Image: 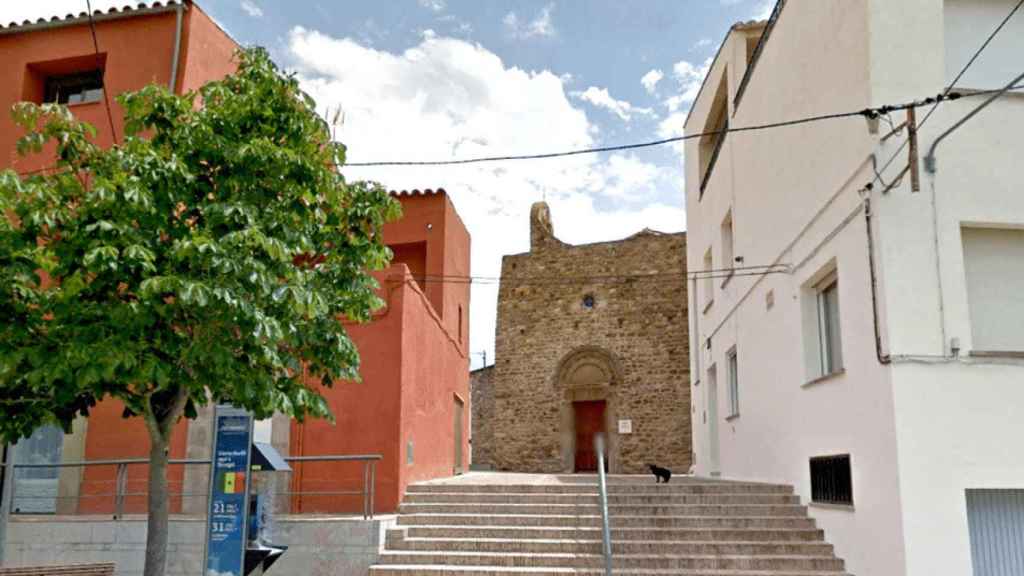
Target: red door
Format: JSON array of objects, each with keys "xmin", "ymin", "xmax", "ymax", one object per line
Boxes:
[{"xmin": 574, "ymin": 401, "xmax": 606, "ymax": 472}]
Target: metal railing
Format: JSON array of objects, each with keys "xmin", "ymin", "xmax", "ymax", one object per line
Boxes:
[
  {"xmin": 594, "ymin": 433, "xmax": 613, "ymax": 576},
  {"xmin": 0, "ymin": 454, "xmax": 381, "ymax": 521}
]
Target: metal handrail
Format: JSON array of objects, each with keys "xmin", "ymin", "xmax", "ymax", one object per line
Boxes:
[
  {"xmin": 594, "ymin": 433, "xmax": 613, "ymax": 576},
  {"xmin": 0, "ymin": 454, "xmax": 381, "ymax": 520}
]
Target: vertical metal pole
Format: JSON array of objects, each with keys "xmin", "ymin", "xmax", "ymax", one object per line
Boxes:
[
  {"xmin": 369, "ymin": 461, "xmax": 376, "ymax": 520},
  {"xmin": 362, "ymin": 461, "xmax": 370, "ymax": 520},
  {"xmin": 0, "ymin": 445, "xmax": 15, "ymax": 564},
  {"xmin": 594, "ymin": 434, "xmax": 613, "ymax": 576},
  {"xmin": 114, "ymin": 463, "xmax": 128, "ymax": 520}
]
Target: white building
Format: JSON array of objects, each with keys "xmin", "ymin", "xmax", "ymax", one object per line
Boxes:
[{"xmin": 684, "ymin": 1, "xmax": 1024, "ymax": 575}]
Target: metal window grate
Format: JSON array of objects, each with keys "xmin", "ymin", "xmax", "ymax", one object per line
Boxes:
[
  {"xmin": 44, "ymin": 70, "xmax": 105, "ymax": 105},
  {"xmin": 810, "ymin": 454, "xmax": 853, "ymax": 505}
]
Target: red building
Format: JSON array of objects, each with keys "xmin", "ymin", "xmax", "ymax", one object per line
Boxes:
[
  {"xmin": 0, "ymin": 1, "xmax": 470, "ymax": 516},
  {"xmin": 291, "ymin": 189, "xmax": 471, "ymax": 514}
]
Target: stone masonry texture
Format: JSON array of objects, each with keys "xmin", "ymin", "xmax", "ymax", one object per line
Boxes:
[
  {"xmin": 469, "ymin": 365, "xmax": 495, "ymax": 469},
  {"xmin": 486, "ymin": 202, "xmax": 691, "ymax": 474}
]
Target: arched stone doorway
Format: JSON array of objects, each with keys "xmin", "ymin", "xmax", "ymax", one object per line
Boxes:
[{"xmin": 554, "ymin": 346, "xmax": 623, "ymax": 473}]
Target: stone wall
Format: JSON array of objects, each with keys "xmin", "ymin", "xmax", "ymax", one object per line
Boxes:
[
  {"xmin": 3, "ymin": 515, "xmax": 395, "ymax": 576},
  {"xmin": 487, "ymin": 202, "xmax": 691, "ymax": 474},
  {"xmin": 469, "ymin": 366, "xmax": 495, "ymax": 470}
]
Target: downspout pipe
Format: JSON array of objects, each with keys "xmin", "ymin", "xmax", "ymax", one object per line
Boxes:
[
  {"xmin": 168, "ymin": 1, "xmax": 185, "ymax": 92},
  {"xmin": 924, "ymin": 70, "xmax": 1024, "ymax": 174},
  {"xmin": 864, "ymin": 196, "xmax": 891, "ymax": 365}
]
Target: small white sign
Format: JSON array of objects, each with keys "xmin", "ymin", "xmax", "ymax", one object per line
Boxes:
[{"xmin": 618, "ymin": 419, "xmax": 633, "ymax": 434}]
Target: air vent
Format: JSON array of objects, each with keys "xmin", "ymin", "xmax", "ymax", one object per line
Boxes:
[{"xmin": 810, "ymin": 454, "xmax": 853, "ymax": 506}]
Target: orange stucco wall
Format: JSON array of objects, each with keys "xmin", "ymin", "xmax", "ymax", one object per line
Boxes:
[
  {"xmin": 0, "ymin": 3, "xmax": 239, "ymax": 514},
  {"xmin": 0, "ymin": 3, "xmax": 237, "ymax": 174},
  {"xmin": 2, "ymin": 7, "xmax": 470, "ymax": 516},
  {"xmin": 291, "ymin": 191, "xmax": 471, "ymax": 514},
  {"xmin": 398, "ymin": 276, "xmax": 471, "ymax": 491}
]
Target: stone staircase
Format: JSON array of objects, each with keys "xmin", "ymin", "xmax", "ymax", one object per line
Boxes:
[{"xmin": 369, "ymin": 474, "xmax": 849, "ymax": 576}]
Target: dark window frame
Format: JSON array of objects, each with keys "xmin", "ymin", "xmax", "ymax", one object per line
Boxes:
[
  {"xmin": 810, "ymin": 454, "xmax": 854, "ymax": 506},
  {"xmin": 44, "ymin": 69, "xmax": 105, "ymax": 105}
]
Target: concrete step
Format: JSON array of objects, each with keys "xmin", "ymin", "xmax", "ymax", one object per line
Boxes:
[
  {"xmin": 370, "ymin": 567, "xmax": 849, "ymax": 576},
  {"xmin": 403, "ymin": 492, "xmax": 801, "ymax": 505},
  {"xmin": 386, "ymin": 536, "xmax": 836, "ymax": 557},
  {"xmin": 406, "ymin": 483, "xmax": 793, "ymax": 495},
  {"xmin": 396, "ymin": 514, "xmax": 819, "ymax": 529},
  {"xmin": 376, "ymin": 551, "xmax": 846, "ymax": 571},
  {"xmin": 400, "ymin": 525, "xmax": 826, "ymax": 542},
  {"xmin": 398, "ymin": 503, "xmax": 809, "ymax": 517}
]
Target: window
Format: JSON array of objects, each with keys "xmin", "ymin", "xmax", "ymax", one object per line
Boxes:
[
  {"xmin": 702, "ymin": 248, "xmax": 714, "ymax": 311},
  {"xmin": 726, "ymin": 347, "xmax": 739, "ymax": 418},
  {"xmin": 699, "ymin": 72, "xmax": 729, "ymax": 196},
  {"xmin": 810, "ymin": 454, "xmax": 853, "ymax": 506},
  {"xmin": 458, "ymin": 305, "xmax": 464, "ymax": 345},
  {"xmin": 12, "ymin": 425, "xmax": 64, "ymax": 514},
  {"xmin": 816, "ymin": 277, "xmax": 843, "ymax": 375},
  {"xmin": 721, "ymin": 211, "xmax": 734, "ymax": 285},
  {"xmin": 803, "ymin": 268, "xmax": 843, "ymax": 382},
  {"xmin": 582, "ymin": 294, "xmax": 595, "ymax": 309},
  {"xmin": 44, "ymin": 70, "xmax": 104, "ymax": 105},
  {"xmin": 962, "ymin": 227, "xmax": 1024, "ymax": 353}
]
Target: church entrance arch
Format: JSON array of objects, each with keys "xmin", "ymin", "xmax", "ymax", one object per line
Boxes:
[{"xmin": 554, "ymin": 347, "xmax": 622, "ymax": 473}]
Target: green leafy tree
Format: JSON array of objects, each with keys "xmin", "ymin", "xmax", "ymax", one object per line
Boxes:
[{"xmin": 0, "ymin": 48, "xmax": 399, "ymax": 576}]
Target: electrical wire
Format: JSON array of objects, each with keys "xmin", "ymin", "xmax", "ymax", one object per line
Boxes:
[
  {"xmin": 343, "ymin": 95, "xmax": 958, "ymax": 168},
  {"xmin": 867, "ymin": 0, "xmax": 1024, "ymax": 189},
  {"xmin": 84, "ymin": 0, "xmax": 119, "ymax": 145},
  {"xmin": 387, "ymin": 266, "xmax": 791, "ymax": 287}
]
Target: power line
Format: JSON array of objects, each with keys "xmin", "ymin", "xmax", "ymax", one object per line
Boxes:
[
  {"xmin": 390, "ymin": 266, "xmax": 790, "ymax": 286},
  {"xmin": 85, "ymin": 0, "xmax": 119, "ymax": 145},
  {"xmin": 868, "ymin": 0, "xmax": 1024, "ymax": 189},
  {"xmin": 408, "ymin": 263, "xmax": 788, "ymax": 282},
  {"xmin": 947, "ymin": 0, "xmax": 1024, "ymax": 92},
  {"xmin": 343, "ymin": 94, "xmax": 961, "ymax": 168}
]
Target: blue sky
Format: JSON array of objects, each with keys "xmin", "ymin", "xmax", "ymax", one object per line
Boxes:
[{"xmin": 3, "ymin": 0, "xmax": 774, "ymax": 367}]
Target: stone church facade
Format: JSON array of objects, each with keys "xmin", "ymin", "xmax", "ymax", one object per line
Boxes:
[{"xmin": 482, "ymin": 202, "xmax": 691, "ymax": 474}]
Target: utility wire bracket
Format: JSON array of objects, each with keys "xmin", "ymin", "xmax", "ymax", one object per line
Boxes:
[{"xmin": 907, "ymin": 107, "xmax": 921, "ymax": 192}]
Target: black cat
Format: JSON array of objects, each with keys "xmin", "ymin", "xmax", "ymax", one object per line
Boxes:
[{"xmin": 647, "ymin": 463, "xmax": 672, "ymax": 483}]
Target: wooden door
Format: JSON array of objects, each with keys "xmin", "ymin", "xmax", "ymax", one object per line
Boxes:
[
  {"xmin": 573, "ymin": 401, "xmax": 606, "ymax": 473},
  {"xmin": 453, "ymin": 396, "xmax": 464, "ymax": 475}
]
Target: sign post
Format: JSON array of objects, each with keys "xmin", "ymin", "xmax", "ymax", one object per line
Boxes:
[{"xmin": 203, "ymin": 405, "xmax": 254, "ymax": 576}]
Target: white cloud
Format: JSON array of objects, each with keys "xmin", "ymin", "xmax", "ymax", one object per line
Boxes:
[
  {"xmin": 574, "ymin": 86, "xmax": 653, "ymax": 122},
  {"xmin": 753, "ymin": 0, "xmax": 776, "ymax": 20},
  {"xmin": 599, "ymin": 154, "xmax": 664, "ymax": 198},
  {"xmin": 692, "ymin": 37, "xmax": 713, "ymax": 51},
  {"xmin": 418, "ymin": 0, "xmax": 447, "ymax": 12},
  {"xmin": 663, "ymin": 57, "xmax": 712, "ymax": 112},
  {"xmin": 240, "ymin": 0, "xmax": 263, "ymax": 18},
  {"xmin": 640, "ymin": 69, "xmax": 664, "ymax": 95},
  {"xmin": 504, "ymin": 3, "xmax": 557, "ymax": 39},
  {"xmin": 285, "ymin": 28, "xmax": 683, "ymax": 367}
]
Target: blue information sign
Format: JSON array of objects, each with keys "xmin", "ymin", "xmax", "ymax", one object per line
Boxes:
[{"xmin": 203, "ymin": 406, "xmax": 253, "ymax": 576}]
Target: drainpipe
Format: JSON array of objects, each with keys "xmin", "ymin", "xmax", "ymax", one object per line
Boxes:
[
  {"xmin": 924, "ymin": 70, "xmax": 1024, "ymax": 174},
  {"xmin": 863, "ymin": 196, "xmax": 891, "ymax": 365},
  {"xmin": 168, "ymin": 1, "xmax": 185, "ymax": 92}
]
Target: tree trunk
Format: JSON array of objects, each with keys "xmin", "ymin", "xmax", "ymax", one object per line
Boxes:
[{"xmin": 143, "ymin": 425, "xmax": 171, "ymax": 576}]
